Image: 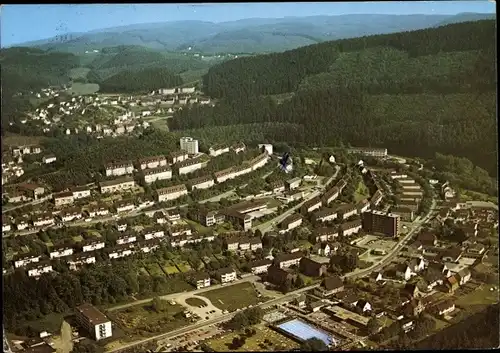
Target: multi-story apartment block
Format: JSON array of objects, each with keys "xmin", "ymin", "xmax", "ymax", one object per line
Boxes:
[
  {"xmin": 362, "ymin": 210, "xmax": 401, "ymax": 238},
  {"xmin": 250, "ymin": 152, "xmax": 269, "ymax": 170},
  {"xmin": 336, "ymin": 203, "xmax": 358, "ymax": 220},
  {"xmin": 190, "ymin": 272, "xmax": 211, "ymax": 289},
  {"xmin": 197, "ymin": 209, "xmax": 225, "ymax": 227},
  {"xmin": 189, "ymin": 175, "xmax": 215, "ymax": 190},
  {"xmin": 75, "ymin": 303, "xmax": 113, "ymax": 341},
  {"xmin": 314, "ymin": 208, "xmax": 338, "ymax": 223},
  {"xmin": 179, "ymin": 137, "xmax": 199, "ymax": 155},
  {"xmin": 116, "ymin": 234, "xmax": 137, "ymax": 245},
  {"xmin": 274, "ymin": 252, "xmax": 304, "ymax": 269},
  {"xmin": 223, "ymin": 210, "xmax": 252, "ymax": 231},
  {"xmin": 104, "ymin": 161, "xmax": 134, "ymax": 177},
  {"xmin": 99, "ymin": 177, "xmax": 135, "ymax": 194},
  {"xmin": 280, "ymin": 214, "xmax": 303, "ymax": 232},
  {"xmin": 53, "ymin": 191, "xmax": 75, "ymax": 207},
  {"xmin": 168, "ymin": 151, "xmax": 189, "ymax": 164},
  {"xmin": 108, "ymin": 244, "xmax": 135, "ymax": 259},
  {"xmin": 13, "ymin": 253, "xmax": 41, "ymax": 268},
  {"xmin": 214, "ymin": 167, "xmax": 236, "ymax": 183},
  {"xmin": 250, "ymin": 259, "xmax": 273, "ymax": 274},
  {"xmin": 72, "ymin": 186, "xmax": 91, "ymax": 199},
  {"xmin": 232, "ymin": 142, "xmax": 246, "ymax": 154},
  {"xmin": 301, "ymin": 196, "xmax": 322, "ymax": 214},
  {"xmin": 143, "ymin": 166, "xmax": 172, "ymax": 184},
  {"xmin": 27, "ymin": 261, "xmax": 53, "ymax": 277},
  {"xmin": 49, "ymin": 244, "xmax": 74, "ymax": 259},
  {"xmin": 156, "ymin": 184, "xmax": 188, "ymax": 202},
  {"xmin": 322, "ymin": 186, "xmax": 340, "ymax": 206},
  {"xmin": 209, "ymin": 145, "xmax": 230, "ymax": 157},
  {"xmin": 33, "ymin": 214, "xmax": 55, "ymax": 227},
  {"xmin": 82, "ymin": 240, "xmax": 105, "ymax": 252},
  {"xmin": 216, "ymin": 267, "xmax": 237, "ymax": 284},
  {"xmin": 138, "ymin": 239, "xmax": 161, "ymax": 253},
  {"xmin": 67, "ymin": 253, "xmax": 96, "ymax": 271},
  {"xmin": 339, "ymin": 220, "xmax": 363, "ymax": 237},
  {"xmin": 138, "ymin": 155, "xmax": 168, "ymax": 170},
  {"xmin": 176, "ymin": 158, "xmax": 204, "ymax": 175},
  {"xmin": 314, "ymin": 227, "xmax": 339, "ymax": 242}
]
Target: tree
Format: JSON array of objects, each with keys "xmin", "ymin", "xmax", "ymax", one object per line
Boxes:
[
  {"xmin": 151, "ymin": 297, "xmax": 168, "ymax": 313},
  {"xmin": 367, "ymin": 317, "xmax": 382, "ymax": 335},
  {"xmin": 300, "ymin": 338, "xmax": 329, "ymax": 351}
]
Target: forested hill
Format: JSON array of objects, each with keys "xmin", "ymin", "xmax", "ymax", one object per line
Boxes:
[
  {"xmin": 98, "ymin": 67, "xmax": 183, "ymax": 93},
  {"xmin": 202, "ymin": 20, "xmax": 496, "ymax": 98},
  {"xmin": 170, "ymin": 20, "xmax": 497, "ymax": 179}
]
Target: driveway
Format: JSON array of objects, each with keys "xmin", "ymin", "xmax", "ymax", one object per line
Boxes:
[
  {"xmin": 176, "ymin": 293, "xmax": 223, "ymax": 319},
  {"xmin": 51, "ymin": 320, "xmax": 73, "ymax": 353}
]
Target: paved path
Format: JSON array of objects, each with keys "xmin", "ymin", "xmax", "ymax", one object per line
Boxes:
[{"xmin": 176, "ymin": 293, "xmax": 223, "ymax": 319}]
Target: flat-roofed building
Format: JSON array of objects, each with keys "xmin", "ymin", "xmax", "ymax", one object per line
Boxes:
[
  {"xmin": 75, "ymin": 303, "xmax": 113, "ymax": 341},
  {"xmin": 362, "ymin": 210, "xmax": 401, "ymax": 238},
  {"xmin": 180, "ymin": 137, "xmax": 199, "ymax": 155}
]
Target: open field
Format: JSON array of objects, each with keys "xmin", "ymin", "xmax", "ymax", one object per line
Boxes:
[
  {"xmin": 152, "ymin": 120, "xmax": 170, "ymax": 131},
  {"xmin": 108, "ymin": 301, "xmax": 191, "ymax": 340},
  {"xmin": 24, "ymin": 312, "xmax": 68, "ymax": 334},
  {"xmin": 68, "ymin": 82, "xmax": 100, "ymax": 95},
  {"xmin": 144, "ymin": 262, "xmax": 164, "ymax": 277},
  {"xmin": 72, "ymin": 235, "xmax": 84, "ymax": 242},
  {"xmin": 185, "ymin": 219, "xmax": 211, "ymax": 234},
  {"xmin": 455, "ymin": 284, "xmax": 499, "ymax": 308},
  {"xmin": 200, "ymin": 282, "xmax": 261, "ymax": 312},
  {"xmin": 208, "ymin": 326, "xmax": 299, "ymax": 351},
  {"xmin": 354, "ymin": 180, "xmax": 370, "ymax": 202},
  {"xmin": 159, "ymin": 259, "xmax": 180, "ymax": 275},
  {"xmin": 176, "ymin": 261, "xmax": 192, "ymax": 273}
]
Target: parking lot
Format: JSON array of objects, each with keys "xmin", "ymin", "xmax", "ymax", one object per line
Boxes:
[{"xmin": 158, "ymin": 324, "xmax": 225, "ymax": 351}]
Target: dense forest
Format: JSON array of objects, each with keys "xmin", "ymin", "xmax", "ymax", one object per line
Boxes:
[
  {"xmin": 168, "ymin": 20, "xmax": 497, "ymax": 178},
  {"xmin": 97, "ymin": 67, "xmax": 183, "ymax": 93}
]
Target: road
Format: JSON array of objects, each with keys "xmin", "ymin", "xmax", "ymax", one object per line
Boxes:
[{"xmin": 253, "ymin": 166, "xmax": 340, "ymax": 233}]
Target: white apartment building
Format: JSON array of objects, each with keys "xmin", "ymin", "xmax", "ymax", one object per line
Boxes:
[
  {"xmin": 82, "ymin": 241, "xmax": 105, "ymax": 252},
  {"xmin": 250, "ymin": 259, "xmax": 273, "ymax": 275},
  {"xmin": 116, "ymin": 235, "xmax": 137, "ymax": 245},
  {"xmin": 232, "ymin": 164, "xmax": 252, "ymax": 178},
  {"xmin": 258, "ymin": 144, "xmax": 273, "ymax": 155},
  {"xmin": 177, "ymin": 159, "xmax": 203, "ymax": 175},
  {"xmin": 340, "ymin": 221, "xmax": 363, "ymax": 236},
  {"xmin": 105, "ymin": 162, "xmax": 134, "ymax": 177},
  {"xmin": 14, "ymin": 254, "xmax": 41, "ymax": 268},
  {"xmin": 159, "ymin": 88, "xmax": 176, "ymax": 95},
  {"xmin": 53, "ymin": 191, "xmax": 75, "ymax": 207},
  {"xmin": 2, "ymin": 223, "xmax": 11, "ymax": 233},
  {"xmin": 143, "ymin": 166, "xmax": 172, "ymax": 184},
  {"xmin": 280, "ymin": 214, "xmax": 303, "ymax": 232},
  {"xmin": 143, "ymin": 229, "xmax": 165, "ymax": 240},
  {"xmin": 42, "ymin": 155, "xmax": 57, "ymax": 164},
  {"xmin": 217, "ymin": 268, "xmax": 237, "ymax": 284},
  {"xmin": 179, "ymin": 137, "xmax": 199, "ymax": 155},
  {"xmin": 68, "ymin": 254, "xmax": 96, "ymax": 271},
  {"xmin": 232, "ymin": 143, "xmax": 246, "ymax": 154},
  {"xmin": 33, "ymin": 215, "xmax": 55, "ymax": 227},
  {"xmin": 157, "ymin": 184, "xmax": 188, "ymax": 202},
  {"xmin": 75, "ymin": 304, "xmax": 113, "ymax": 341},
  {"xmin": 138, "ymin": 155, "xmax": 168, "ymax": 170},
  {"xmin": 72, "ymin": 186, "xmax": 91, "ymax": 199},
  {"xmin": 209, "ymin": 145, "xmax": 230, "ymax": 157},
  {"xmin": 314, "ymin": 208, "xmax": 338, "ymax": 223},
  {"xmin": 49, "ymin": 246, "xmax": 74, "ymax": 259},
  {"xmin": 108, "ymin": 245, "xmax": 135, "ymax": 259},
  {"xmin": 27, "ymin": 262, "xmax": 53, "ymax": 277},
  {"xmin": 138, "ymin": 239, "xmax": 161, "ymax": 253},
  {"xmin": 250, "ymin": 153, "xmax": 269, "ymax": 170},
  {"xmin": 275, "ymin": 253, "xmax": 303, "ymax": 269},
  {"xmin": 169, "ymin": 151, "xmax": 189, "ymax": 164},
  {"xmin": 99, "ymin": 177, "xmax": 135, "ymax": 194},
  {"xmin": 214, "ymin": 168, "xmax": 236, "ymax": 183},
  {"xmin": 116, "ymin": 203, "xmax": 135, "ymax": 213},
  {"xmin": 181, "ymin": 87, "xmax": 196, "ymax": 94},
  {"xmin": 189, "ymin": 175, "xmax": 215, "ymax": 190}
]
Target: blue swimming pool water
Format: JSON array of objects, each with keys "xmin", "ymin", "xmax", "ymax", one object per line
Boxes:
[{"xmin": 277, "ymin": 318, "xmax": 336, "ymax": 346}]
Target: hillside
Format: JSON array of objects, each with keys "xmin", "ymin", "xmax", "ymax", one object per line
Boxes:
[
  {"xmin": 17, "ymin": 13, "xmax": 495, "ymax": 55},
  {"xmin": 170, "ymin": 20, "xmax": 497, "ymax": 179}
]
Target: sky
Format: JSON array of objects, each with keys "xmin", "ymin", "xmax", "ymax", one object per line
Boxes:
[{"xmin": 1, "ymin": 2, "xmax": 496, "ymax": 47}]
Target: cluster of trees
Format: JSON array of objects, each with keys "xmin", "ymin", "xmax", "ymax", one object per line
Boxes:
[
  {"xmin": 329, "ymin": 249, "xmax": 360, "ymax": 274},
  {"xmin": 203, "ymin": 20, "xmax": 495, "ymax": 98},
  {"xmin": 97, "ymin": 67, "xmax": 183, "ymax": 93},
  {"xmin": 300, "ymin": 337, "xmax": 329, "ymax": 351},
  {"xmin": 225, "ymin": 307, "xmax": 264, "ymax": 330}
]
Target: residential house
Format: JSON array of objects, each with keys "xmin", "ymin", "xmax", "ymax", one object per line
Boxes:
[
  {"xmin": 250, "ymin": 259, "xmax": 273, "ymax": 275},
  {"xmin": 190, "ymin": 272, "xmax": 211, "ymax": 289},
  {"xmin": 339, "ymin": 220, "xmax": 362, "ymax": 237},
  {"xmin": 456, "ymin": 268, "xmax": 471, "ymax": 285},
  {"xmin": 26, "ymin": 261, "xmax": 53, "ymax": 278},
  {"xmin": 99, "ymin": 177, "xmax": 135, "ymax": 194},
  {"xmin": 13, "ymin": 252, "xmax": 41, "ymax": 268},
  {"xmin": 176, "ymin": 158, "xmax": 203, "ymax": 175},
  {"xmin": 356, "ymin": 199, "xmax": 371, "ymax": 214},
  {"xmin": 216, "ymin": 267, "xmax": 237, "ymax": 284},
  {"xmin": 299, "ymin": 257, "xmax": 327, "ymax": 277},
  {"xmin": 416, "ymin": 231, "xmax": 438, "ymax": 247},
  {"xmin": 208, "ymin": 145, "xmax": 230, "ymax": 157},
  {"xmin": 104, "ymin": 161, "xmax": 133, "ymax": 177},
  {"xmin": 189, "ymin": 175, "xmax": 215, "ymax": 190},
  {"xmin": 142, "ymin": 227, "xmax": 165, "ymax": 240},
  {"xmin": 467, "ymin": 243, "xmax": 486, "ymax": 255},
  {"xmin": 294, "ymin": 294, "xmax": 307, "ymax": 309},
  {"xmin": 280, "ymin": 214, "xmax": 303, "ymax": 232},
  {"xmin": 432, "ymin": 300, "xmax": 456, "ymax": 316},
  {"xmin": 156, "ymin": 184, "xmax": 188, "ymax": 202},
  {"xmin": 445, "ymin": 275, "xmax": 460, "ymax": 293},
  {"xmin": 285, "ymin": 177, "xmax": 302, "ymax": 191},
  {"xmin": 355, "ymin": 299, "xmax": 372, "ymax": 314},
  {"xmin": 249, "ymin": 237, "xmax": 263, "ymax": 251},
  {"xmin": 222, "ymin": 210, "xmax": 252, "ymax": 231},
  {"xmin": 336, "ymin": 203, "xmax": 358, "ymax": 220},
  {"xmin": 49, "ymin": 244, "xmax": 74, "ymax": 259},
  {"xmin": 42, "ymin": 155, "xmax": 57, "ymax": 164},
  {"xmin": 108, "ymin": 244, "xmax": 135, "ymax": 259},
  {"xmin": 313, "ymin": 208, "xmax": 338, "ymax": 223},
  {"xmin": 53, "ymin": 191, "xmax": 75, "ymax": 207},
  {"xmin": 72, "ymin": 186, "xmax": 91, "ymax": 199},
  {"xmin": 441, "ymin": 247, "xmax": 463, "ymax": 263},
  {"xmin": 115, "ymin": 200, "xmax": 135, "ymax": 213},
  {"xmin": 225, "ymin": 237, "xmax": 240, "ymax": 251},
  {"xmin": 19, "ymin": 183, "xmax": 45, "ymax": 200},
  {"xmin": 67, "ymin": 253, "xmax": 96, "ymax": 271},
  {"xmin": 138, "ymin": 239, "xmax": 161, "ymax": 253},
  {"xmin": 214, "ymin": 167, "xmax": 236, "ymax": 183},
  {"xmin": 82, "ymin": 240, "xmax": 105, "ymax": 252},
  {"xmin": 391, "ymin": 206, "xmax": 414, "ymax": 222},
  {"xmin": 138, "ymin": 155, "xmax": 168, "ymax": 170},
  {"xmin": 301, "ymin": 196, "xmax": 322, "ymax": 214},
  {"xmin": 274, "ymin": 252, "xmax": 304, "ymax": 269},
  {"xmin": 314, "ymin": 275, "xmax": 344, "ymax": 298},
  {"xmin": 314, "ymin": 227, "xmax": 339, "ymax": 242},
  {"xmin": 232, "ymin": 142, "xmax": 246, "ymax": 154},
  {"xmin": 168, "ymin": 151, "xmax": 189, "ymax": 164},
  {"xmin": 143, "ymin": 166, "xmax": 172, "ymax": 184},
  {"xmin": 32, "ymin": 214, "xmax": 55, "ymax": 227},
  {"xmin": 165, "ymin": 210, "xmax": 181, "ymax": 222},
  {"xmin": 321, "ymin": 186, "xmax": 340, "ymax": 206},
  {"xmin": 402, "ymin": 299, "xmax": 425, "ymax": 317},
  {"xmin": 116, "ymin": 233, "xmax": 137, "ymax": 245},
  {"xmin": 197, "ymin": 209, "xmax": 225, "ymax": 227}
]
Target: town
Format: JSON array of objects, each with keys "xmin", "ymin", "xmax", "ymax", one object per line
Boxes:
[{"xmin": 3, "ymin": 127, "xmax": 498, "ymax": 353}]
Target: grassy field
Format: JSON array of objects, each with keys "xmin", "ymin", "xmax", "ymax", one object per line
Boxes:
[
  {"xmin": 201, "ymin": 282, "xmax": 261, "ymax": 312},
  {"xmin": 152, "ymin": 120, "xmax": 170, "ymax": 131},
  {"xmin": 139, "ymin": 267, "xmax": 150, "ymax": 277},
  {"xmin": 208, "ymin": 326, "xmax": 298, "ymax": 351},
  {"xmin": 69, "ymin": 82, "xmax": 100, "ymax": 95},
  {"xmin": 108, "ymin": 301, "xmax": 191, "ymax": 341},
  {"xmin": 72, "ymin": 235, "xmax": 84, "ymax": 243},
  {"xmin": 144, "ymin": 262, "xmax": 165, "ymax": 277},
  {"xmin": 24, "ymin": 312, "xmax": 67, "ymax": 334},
  {"xmin": 354, "ymin": 181, "xmax": 370, "ymax": 202},
  {"xmin": 180, "ymin": 68, "xmax": 207, "ymax": 84},
  {"xmin": 69, "ymin": 67, "xmax": 91, "ymax": 80},
  {"xmin": 185, "ymin": 297, "xmax": 207, "ymax": 307},
  {"xmin": 460, "ymin": 189, "xmax": 497, "ymax": 204},
  {"xmin": 176, "ymin": 261, "xmax": 192, "ymax": 273},
  {"xmin": 184, "ymin": 219, "xmax": 211, "ymax": 234},
  {"xmin": 455, "ymin": 284, "xmax": 499, "ymax": 307},
  {"xmin": 160, "ymin": 259, "xmax": 180, "ymax": 275}
]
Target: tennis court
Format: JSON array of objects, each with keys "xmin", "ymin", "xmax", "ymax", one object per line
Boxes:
[{"xmin": 277, "ymin": 318, "xmax": 338, "ymax": 346}]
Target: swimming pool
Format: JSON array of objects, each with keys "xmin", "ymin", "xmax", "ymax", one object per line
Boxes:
[{"xmin": 277, "ymin": 318, "xmax": 337, "ymax": 346}]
